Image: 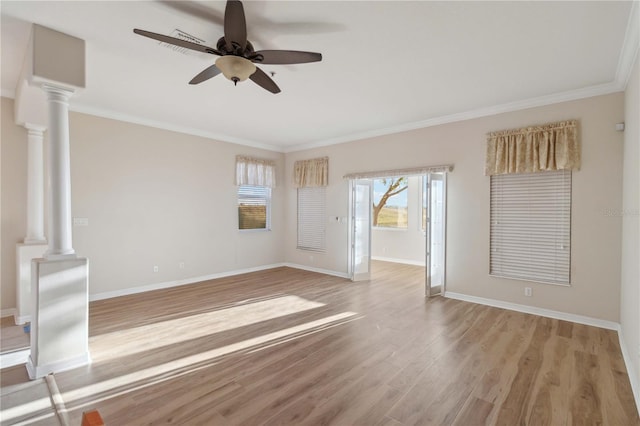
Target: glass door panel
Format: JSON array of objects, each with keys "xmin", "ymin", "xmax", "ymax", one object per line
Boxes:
[
  {"xmin": 425, "ymin": 173, "xmax": 447, "ymax": 296},
  {"xmin": 351, "ymin": 179, "xmax": 372, "ymax": 281}
]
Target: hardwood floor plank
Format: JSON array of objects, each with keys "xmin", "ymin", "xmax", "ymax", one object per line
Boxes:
[
  {"xmin": 376, "ymin": 415, "xmax": 405, "ymax": 426},
  {"xmin": 1, "ymin": 261, "xmax": 637, "ymax": 425},
  {"xmin": 556, "ymin": 320, "xmax": 573, "ymax": 339},
  {"xmin": 526, "ymin": 335, "xmax": 572, "ymax": 426},
  {"xmin": 386, "ymin": 306, "xmax": 509, "ymax": 425},
  {"xmin": 0, "ymin": 317, "xmax": 29, "ymax": 353},
  {"xmin": 452, "ymin": 397, "xmax": 494, "ymax": 426},
  {"xmin": 494, "ymin": 316, "xmax": 554, "ymax": 425},
  {"xmin": 568, "ymin": 350, "xmax": 603, "ymax": 425}
]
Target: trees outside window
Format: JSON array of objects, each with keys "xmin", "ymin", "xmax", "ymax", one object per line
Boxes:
[{"xmin": 373, "ymin": 177, "xmax": 408, "ymax": 228}]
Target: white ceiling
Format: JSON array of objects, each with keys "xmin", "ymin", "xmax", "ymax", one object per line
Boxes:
[{"xmin": 1, "ymin": 1, "xmax": 637, "ymax": 152}]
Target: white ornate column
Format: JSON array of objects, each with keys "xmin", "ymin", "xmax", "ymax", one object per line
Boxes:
[
  {"xmin": 42, "ymin": 84, "xmax": 75, "ymax": 259},
  {"xmin": 24, "ymin": 123, "xmax": 46, "ymax": 244},
  {"xmin": 24, "ymin": 23, "xmax": 89, "ymax": 379},
  {"xmin": 28, "ymin": 83, "xmax": 89, "ymax": 379}
]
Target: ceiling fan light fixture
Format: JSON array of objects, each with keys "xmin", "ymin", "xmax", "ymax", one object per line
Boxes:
[{"xmin": 215, "ymin": 55, "xmax": 256, "ymax": 85}]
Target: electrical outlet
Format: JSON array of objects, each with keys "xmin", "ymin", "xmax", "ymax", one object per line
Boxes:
[
  {"xmin": 524, "ymin": 287, "xmax": 532, "ymax": 297},
  {"xmin": 153, "ymin": 265, "xmax": 159, "ymax": 273}
]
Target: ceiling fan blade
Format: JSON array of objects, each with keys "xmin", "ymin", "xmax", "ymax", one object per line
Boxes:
[
  {"xmin": 224, "ymin": 0, "xmax": 247, "ymax": 52},
  {"xmin": 254, "ymin": 50, "xmax": 322, "ymax": 65},
  {"xmin": 189, "ymin": 65, "xmax": 222, "ymax": 85},
  {"xmin": 249, "ymin": 67, "xmax": 281, "ymax": 94},
  {"xmin": 133, "ymin": 29, "xmax": 221, "ymax": 55}
]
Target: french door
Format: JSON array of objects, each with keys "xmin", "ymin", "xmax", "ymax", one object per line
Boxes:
[
  {"xmin": 349, "ymin": 179, "xmax": 372, "ymax": 281},
  {"xmin": 425, "ymin": 173, "xmax": 447, "ymax": 297},
  {"xmin": 348, "ymin": 172, "xmax": 447, "ymax": 293}
]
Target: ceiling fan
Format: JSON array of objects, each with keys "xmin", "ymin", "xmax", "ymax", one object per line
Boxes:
[{"xmin": 133, "ymin": 0, "xmax": 322, "ymax": 94}]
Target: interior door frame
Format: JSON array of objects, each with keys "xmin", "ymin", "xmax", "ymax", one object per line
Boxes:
[{"xmin": 347, "ymin": 171, "xmax": 448, "ymax": 290}]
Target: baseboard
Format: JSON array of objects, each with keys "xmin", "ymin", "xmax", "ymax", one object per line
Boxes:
[
  {"xmin": 89, "ymin": 263, "xmax": 287, "ymax": 301},
  {"xmin": 0, "ymin": 348, "xmax": 30, "ymax": 369},
  {"xmin": 14, "ymin": 314, "xmax": 30, "ymax": 325},
  {"xmin": 26, "ymin": 351, "xmax": 91, "ymax": 379},
  {"xmin": 618, "ymin": 329, "xmax": 640, "ymax": 416},
  {"xmin": 1, "ymin": 308, "xmax": 16, "ymax": 319},
  {"xmin": 282, "ymin": 263, "xmax": 350, "ymax": 279},
  {"xmin": 371, "ymin": 256, "xmax": 426, "ymax": 267},
  {"xmin": 443, "ymin": 291, "xmax": 619, "ymax": 330}
]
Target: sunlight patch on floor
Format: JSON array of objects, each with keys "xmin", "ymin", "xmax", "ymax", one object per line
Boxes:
[
  {"xmin": 63, "ymin": 311, "xmax": 360, "ymax": 407},
  {"xmin": 90, "ymin": 295, "xmax": 325, "ymax": 360}
]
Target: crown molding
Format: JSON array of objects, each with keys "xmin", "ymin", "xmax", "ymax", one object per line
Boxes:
[
  {"xmin": 284, "ymin": 81, "xmax": 623, "ymax": 153},
  {"xmin": 615, "ymin": 1, "xmax": 640, "ymax": 89},
  {"xmin": 4, "ymin": 79, "xmax": 625, "ymax": 155},
  {"xmin": 68, "ymin": 103, "xmax": 286, "ymax": 153}
]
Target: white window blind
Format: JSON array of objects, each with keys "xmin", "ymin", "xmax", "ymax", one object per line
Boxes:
[
  {"xmin": 490, "ymin": 170, "xmax": 571, "ymax": 285},
  {"xmin": 238, "ymin": 185, "xmax": 271, "ymax": 230},
  {"xmin": 297, "ymin": 187, "xmax": 326, "ymax": 251}
]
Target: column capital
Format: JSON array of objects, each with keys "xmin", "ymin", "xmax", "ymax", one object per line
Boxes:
[
  {"xmin": 41, "ymin": 84, "xmax": 74, "ymax": 103},
  {"xmin": 23, "ymin": 122, "xmax": 47, "ymax": 136}
]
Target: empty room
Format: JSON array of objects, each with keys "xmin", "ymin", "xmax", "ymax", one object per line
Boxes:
[{"xmin": 1, "ymin": 1, "xmax": 639, "ymax": 425}]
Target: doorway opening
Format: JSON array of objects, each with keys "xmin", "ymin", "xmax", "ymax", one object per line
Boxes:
[{"xmin": 348, "ymin": 171, "xmax": 448, "ymax": 297}]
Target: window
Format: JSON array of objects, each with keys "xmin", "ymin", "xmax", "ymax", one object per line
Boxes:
[
  {"xmin": 373, "ymin": 177, "xmax": 408, "ymax": 228},
  {"xmin": 297, "ymin": 187, "xmax": 326, "ymax": 251},
  {"xmin": 238, "ymin": 185, "xmax": 271, "ymax": 230},
  {"xmin": 490, "ymin": 170, "xmax": 571, "ymax": 285}
]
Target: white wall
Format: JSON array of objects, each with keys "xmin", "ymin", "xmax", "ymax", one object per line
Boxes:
[
  {"xmin": 1, "ymin": 96, "xmax": 285, "ymax": 305},
  {"xmin": 1, "ymin": 92, "xmax": 628, "ymax": 326},
  {"xmin": 1, "ymin": 98, "xmax": 27, "ymax": 311},
  {"xmin": 372, "ymin": 176, "xmax": 425, "ymax": 265},
  {"xmin": 285, "ymin": 93, "xmax": 624, "ymax": 322},
  {"xmin": 620, "ymin": 53, "xmax": 640, "ymax": 402}
]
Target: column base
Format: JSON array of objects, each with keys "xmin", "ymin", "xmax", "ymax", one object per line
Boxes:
[
  {"xmin": 30, "ymin": 257, "xmax": 90, "ymax": 380},
  {"xmin": 14, "ymin": 314, "xmax": 30, "ymax": 325},
  {"xmin": 26, "ymin": 351, "xmax": 91, "ymax": 380},
  {"xmin": 44, "ymin": 251, "xmax": 76, "ymax": 260}
]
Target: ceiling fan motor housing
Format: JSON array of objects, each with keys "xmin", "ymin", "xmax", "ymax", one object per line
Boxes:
[{"xmin": 216, "ymin": 37, "xmax": 263, "ymax": 63}]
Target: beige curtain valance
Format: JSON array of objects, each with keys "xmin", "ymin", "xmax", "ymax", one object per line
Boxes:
[
  {"xmin": 294, "ymin": 157, "xmax": 328, "ymax": 188},
  {"xmin": 344, "ymin": 164, "xmax": 453, "ymax": 180},
  {"xmin": 236, "ymin": 155, "xmax": 276, "ymax": 188},
  {"xmin": 485, "ymin": 120, "xmax": 580, "ymax": 176}
]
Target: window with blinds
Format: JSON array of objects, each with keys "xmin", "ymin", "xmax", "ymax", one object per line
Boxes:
[
  {"xmin": 238, "ymin": 185, "xmax": 271, "ymax": 230},
  {"xmin": 490, "ymin": 170, "xmax": 571, "ymax": 285},
  {"xmin": 297, "ymin": 187, "xmax": 326, "ymax": 251}
]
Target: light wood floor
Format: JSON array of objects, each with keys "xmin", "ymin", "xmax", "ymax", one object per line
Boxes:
[
  {"xmin": 1, "ymin": 261, "xmax": 638, "ymax": 425},
  {"xmin": 0, "ymin": 317, "xmax": 29, "ymax": 353}
]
